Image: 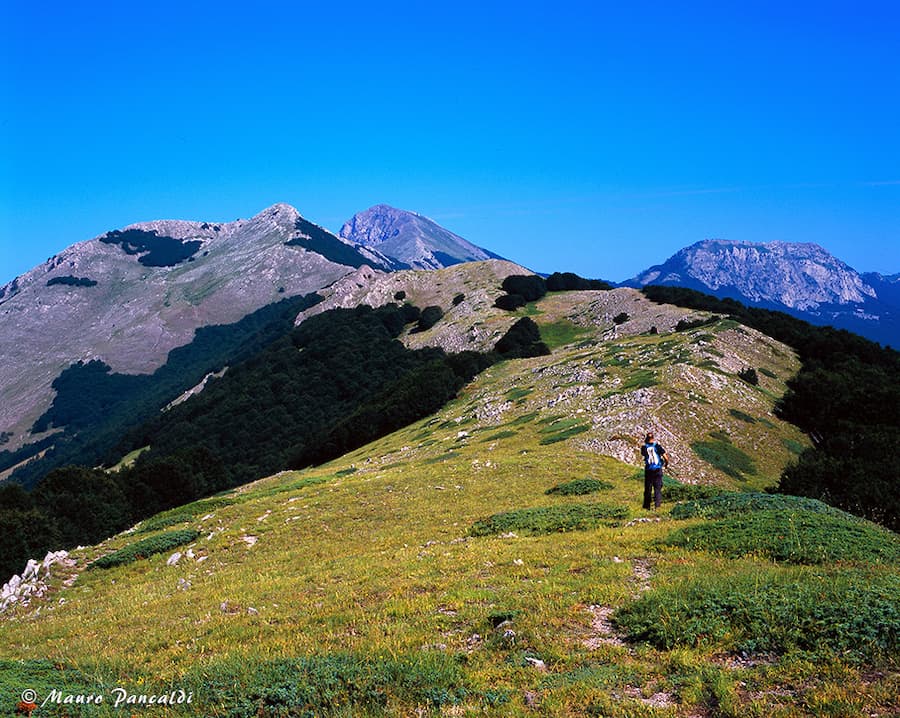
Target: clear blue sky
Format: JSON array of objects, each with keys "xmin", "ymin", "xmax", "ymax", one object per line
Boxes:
[{"xmin": 2, "ymin": 1, "xmax": 899, "ymax": 285}]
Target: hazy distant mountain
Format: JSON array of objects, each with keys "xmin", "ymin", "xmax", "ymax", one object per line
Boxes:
[
  {"xmin": 0, "ymin": 203, "xmax": 389, "ymax": 450},
  {"xmin": 625, "ymin": 239, "xmax": 899, "ymax": 346},
  {"xmin": 339, "ymin": 204, "xmax": 504, "ymax": 269}
]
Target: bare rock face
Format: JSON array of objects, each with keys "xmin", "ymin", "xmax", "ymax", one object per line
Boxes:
[
  {"xmin": 0, "ymin": 204, "xmax": 384, "ymax": 450},
  {"xmin": 631, "ymin": 240, "xmax": 875, "ymax": 310},
  {"xmin": 339, "ymin": 204, "xmax": 502, "ymax": 270},
  {"xmin": 627, "ymin": 239, "xmax": 899, "ymax": 346}
]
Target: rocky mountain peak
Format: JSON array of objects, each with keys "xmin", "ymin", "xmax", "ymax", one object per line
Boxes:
[
  {"xmin": 631, "ymin": 239, "xmax": 876, "ymax": 310},
  {"xmin": 339, "ymin": 204, "xmax": 502, "ymax": 269}
]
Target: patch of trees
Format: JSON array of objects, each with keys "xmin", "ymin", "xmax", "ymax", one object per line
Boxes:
[
  {"xmin": 46, "ymin": 276, "xmax": 97, "ymax": 288},
  {"xmin": 545, "ymin": 272, "xmax": 613, "ymax": 291},
  {"xmin": 642, "ymin": 285, "xmax": 900, "ymax": 530},
  {"xmin": 100, "ymin": 229, "xmax": 202, "ymax": 267},
  {"xmin": 285, "ymin": 218, "xmax": 373, "ymax": 269},
  {"xmin": 494, "ymin": 272, "xmax": 612, "ymax": 311},
  {"xmin": 0, "ymin": 448, "xmax": 225, "ymax": 580},
  {"xmin": 495, "ymin": 318, "xmax": 551, "ymax": 359},
  {"xmin": 411, "ymin": 306, "xmax": 444, "ymax": 333}
]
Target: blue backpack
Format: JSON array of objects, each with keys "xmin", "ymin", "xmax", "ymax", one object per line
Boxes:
[{"xmin": 643, "ymin": 442, "xmax": 665, "ymax": 470}]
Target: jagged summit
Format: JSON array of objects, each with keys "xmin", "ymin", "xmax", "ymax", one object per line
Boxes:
[{"xmin": 339, "ymin": 204, "xmax": 503, "ymax": 269}]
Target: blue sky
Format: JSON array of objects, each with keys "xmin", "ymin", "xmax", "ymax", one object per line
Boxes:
[{"xmin": 2, "ymin": 1, "xmax": 899, "ymax": 284}]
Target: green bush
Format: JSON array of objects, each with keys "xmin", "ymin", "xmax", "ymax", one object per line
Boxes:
[
  {"xmin": 664, "ymin": 509, "xmax": 900, "ymax": 564},
  {"xmin": 546, "ymin": 478, "xmax": 613, "ymax": 495},
  {"xmin": 670, "ymin": 492, "xmax": 856, "ymax": 520},
  {"xmin": 663, "ymin": 482, "xmax": 726, "ymax": 503},
  {"xmin": 469, "ymin": 503, "xmax": 629, "ymax": 536},
  {"xmin": 738, "ymin": 367, "xmax": 759, "ymax": 385},
  {"xmin": 615, "ymin": 567, "xmax": 900, "ymax": 661},
  {"xmin": 728, "ymin": 408, "xmax": 756, "ymax": 423},
  {"xmin": 136, "ymin": 511, "xmax": 196, "ymax": 533},
  {"xmin": 538, "ymin": 424, "xmax": 590, "ymax": 444},
  {"xmin": 89, "ymin": 529, "xmax": 200, "ymax": 569},
  {"xmin": 480, "ymin": 430, "xmax": 518, "ymax": 442},
  {"xmin": 186, "ymin": 652, "xmax": 469, "ymax": 717},
  {"xmin": 137, "ymin": 496, "xmax": 235, "ymax": 533},
  {"xmin": 691, "ymin": 438, "xmax": 757, "ymax": 480}
]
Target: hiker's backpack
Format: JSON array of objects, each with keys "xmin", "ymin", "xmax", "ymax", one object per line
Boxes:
[{"xmin": 643, "ymin": 442, "xmax": 665, "ymax": 470}]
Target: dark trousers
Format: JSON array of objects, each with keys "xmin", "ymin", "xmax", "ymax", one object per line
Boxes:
[{"xmin": 643, "ymin": 468, "xmax": 663, "ymax": 509}]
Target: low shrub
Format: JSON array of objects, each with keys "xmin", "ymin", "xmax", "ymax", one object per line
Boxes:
[
  {"xmin": 89, "ymin": 529, "xmax": 200, "ymax": 569},
  {"xmin": 136, "ymin": 497, "xmax": 235, "ymax": 533},
  {"xmin": 539, "ymin": 424, "xmax": 590, "ymax": 444},
  {"xmin": 738, "ymin": 367, "xmax": 759, "ymax": 385},
  {"xmin": 136, "ymin": 511, "xmax": 195, "ymax": 534},
  {"xmin": 480, "ymin": 430, "xmax": 518, "ymax": 442},
  {"xmin": 691, "ymin": 438, "xmax": 757, "ymax": 480},
  {"xmin": 613, "ymin": 312, "xmax": 629, "ymax": 325},
  {"xmin": 664, "ymin": 509, "xmax": 900, "ymax": 564},
  {"xmin": 615, "ymin": 567, "xmax": 900, "ymax": 661},
  {"xmin": 670, "ymin": 492, "xmax": 856, "ymax": 520},
  {"xmin": 675, "ymin": 317, "xmax": 717, "ymax": 331},
  {"xmin": 728, "ymin": 408, "xmax": 756, "ymax": 423},
  {"xmin": 187, "ymin": 652, "xmax": 470, "ymax": 717},
  {"xmin": 663, "ymin": 482, "xmax": 726, "ymax": 503},
  {"xmin": 546, "ymin": 478, "xmax": 613, "ymax": 496},
  {"xmin": 469, "ymin": 503, "xmax": 629, "ymax": 536}
]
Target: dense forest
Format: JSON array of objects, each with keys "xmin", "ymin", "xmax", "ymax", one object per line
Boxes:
[{"xmin": 642, "ymin": 285, "xmax": 900, "ymax": 530}]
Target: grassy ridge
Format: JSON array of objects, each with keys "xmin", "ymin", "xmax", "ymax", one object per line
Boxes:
[{"xmin": 1, "ymin": 288, "xmax": 895, "ymax": 717}]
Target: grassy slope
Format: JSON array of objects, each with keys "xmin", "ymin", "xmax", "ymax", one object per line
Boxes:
[{"xmin": 1, "ymin": 287, "xmax": 897, "ymax": 717}]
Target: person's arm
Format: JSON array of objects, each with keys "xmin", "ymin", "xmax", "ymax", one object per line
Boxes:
[{"xmin": 661, "ymin": 446, "xmax": 669, "ymax": 468}]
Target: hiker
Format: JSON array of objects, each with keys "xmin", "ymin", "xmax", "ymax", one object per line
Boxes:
[{"xmin": 640, "ymin": 432, "xmax": 668, "ymax": 509}]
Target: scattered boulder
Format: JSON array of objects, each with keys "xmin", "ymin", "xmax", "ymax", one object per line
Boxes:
[{"xmin": 1, "ymin": 550, "xmax": 73, "ymax": 613}]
